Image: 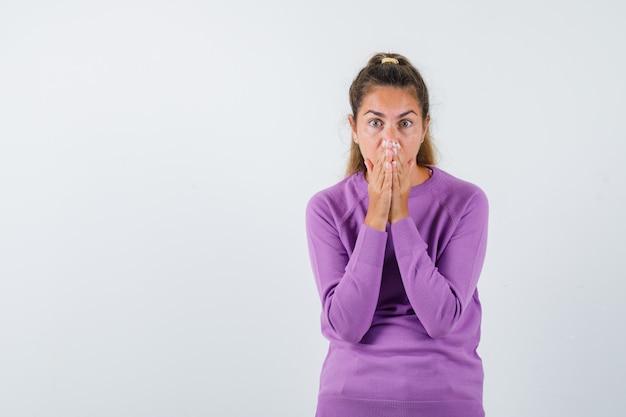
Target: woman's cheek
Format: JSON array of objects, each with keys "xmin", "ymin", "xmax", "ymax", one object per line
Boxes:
[
  {"xmin": 358, "ymin": 143, "xmax": 373, "ymax": 163},
  {"xmin": 366, "ymin": 140, "xmax": 382, "ymax": 161}
]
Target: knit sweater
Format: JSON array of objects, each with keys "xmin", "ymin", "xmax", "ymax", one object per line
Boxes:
[{"xmin": 305, "ymin": 166, "xmax": 489, "ymax": 417}]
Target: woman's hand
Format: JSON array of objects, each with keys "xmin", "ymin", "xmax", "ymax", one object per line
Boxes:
[
  {"xmin": 364, "ymin": 141, "xmax": 393, "ymax": 231},
  {"xmin": 389, "ymin": 142, "xmax": 414, "ymax": 224}
]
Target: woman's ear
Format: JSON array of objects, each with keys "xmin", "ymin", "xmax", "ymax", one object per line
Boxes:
[
  {"xmin": 348, "ymin": 114, "xmax": 358, "ymax": 143},
  {"xmin": 422, "ymin": 115, "xmax": 431, "ymax": 143}
]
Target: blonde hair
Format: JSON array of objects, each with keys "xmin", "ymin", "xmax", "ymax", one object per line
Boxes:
[{"xmin": 345, "ymin": 52, "xmax": 437, "ymax": 176}]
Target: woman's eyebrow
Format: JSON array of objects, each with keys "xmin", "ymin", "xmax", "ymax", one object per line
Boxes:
[
  {"xmin": 363, "ymin": 109, "xmax": 385, "ymax": 117},
  {"xmin": 398, "ymin": 110, "xmax": 419, "ymax": 118},
  {"xmin": 363, "ymin": 109, "xmax": 418, "ymax": 118}
]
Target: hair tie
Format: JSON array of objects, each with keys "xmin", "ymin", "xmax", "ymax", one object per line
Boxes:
[{"xmin": 380, "ymin": 57, "xmax": 399, "ymax": 64}]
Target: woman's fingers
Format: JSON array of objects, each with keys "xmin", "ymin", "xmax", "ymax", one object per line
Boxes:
[
  {"xmin": 389, "ymin": 141, "xmax": 413, "ymax": 223},
  {"xmin": 370, "ymin": 142, "xmax": 392, "ymax": 189},
  {"xmin": 364, "ymin": 142, "xmax": 393, "ymax": 231},
  {"xmin": 364, "ymin": 158, "xmax": 374, "ymax": 178},
  {"xmin": 390, "ymin": 142, "xmax": 402, "ymax": 187}
]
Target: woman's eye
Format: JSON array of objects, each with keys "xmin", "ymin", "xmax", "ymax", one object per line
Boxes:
[
  {"xmin": 369, "ymin": 119, "xmax": 382, "ymax": 128},
  {"xmin": 400, "ymin": 120, "xmax": 413, "ymax": 128}
]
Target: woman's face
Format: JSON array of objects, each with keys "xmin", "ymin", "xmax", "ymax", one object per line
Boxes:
[{"xmin": 349, "ymin": 86, "xmax": 429, "ymax": 170}]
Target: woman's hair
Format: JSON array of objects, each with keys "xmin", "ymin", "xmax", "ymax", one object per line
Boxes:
[{"xmin": 346, "ymin": 52, "xmax": 437, "ymax": 176}]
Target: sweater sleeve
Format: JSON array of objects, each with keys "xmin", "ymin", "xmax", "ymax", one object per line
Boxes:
[
  {"xmin": 305, "ymin": 197, "xmax": 387, "ymax": 343},
  {"xmin": 390, "ymin": 190, "xmax": 489, "ymax": 339}
]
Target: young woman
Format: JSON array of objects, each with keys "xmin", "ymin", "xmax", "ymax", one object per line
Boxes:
[{"xmin": 305, "ymin": 53, "xmax": 489, "ymax": 417}]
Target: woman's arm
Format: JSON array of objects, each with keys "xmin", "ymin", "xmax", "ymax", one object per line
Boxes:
[
  {"xmin": 306, "ymin": 197, "xmax": 387, "ymax": 343},
  {"xmin": 391, "ymin": 190, "xmax": 489, "ymax": 339}
]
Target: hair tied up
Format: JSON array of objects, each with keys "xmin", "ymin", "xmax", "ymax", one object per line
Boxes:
[{"xmin": 380, "ymin": 57, "xmax": 399, "ymax": 65}]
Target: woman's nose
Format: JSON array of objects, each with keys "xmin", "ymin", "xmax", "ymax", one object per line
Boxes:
[
  {"xmin": 381, "ymin": 127, "xmax": 401, "ymax": 148},
  {"xmin": 381, "ymin": 125, "xmax": 399, "ymax": 141},
  {"xmin": 381, "ymin": 139, "xmax": 400, "ymax": 155}
]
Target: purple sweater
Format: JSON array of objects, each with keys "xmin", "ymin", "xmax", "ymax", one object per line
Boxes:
[{"xmin": 305, "ymin": 166, "xmax": 489, "ymax": 417}]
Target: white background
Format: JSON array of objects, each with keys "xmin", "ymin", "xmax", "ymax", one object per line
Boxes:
[{"xmin": 1, "ymin": 1, "xmax": 625, "ymax": 416}]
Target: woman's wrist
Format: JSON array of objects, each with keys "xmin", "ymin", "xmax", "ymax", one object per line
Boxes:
[
  {"xmin": 364, "ymin": 213, "xmax": 387, "ymax": 231},
  {"xmin": 389, "ymin": 210, "xmax": 409, "ymax": 224}
]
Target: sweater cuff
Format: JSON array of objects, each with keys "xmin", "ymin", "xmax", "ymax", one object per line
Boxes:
[
  {"xmin": 390, "ymin": 217, "xmax": 428, "ymax": 259},
  {"xmin": 350, "ymin": 224, "xmax": 388, "ymax": 268}
]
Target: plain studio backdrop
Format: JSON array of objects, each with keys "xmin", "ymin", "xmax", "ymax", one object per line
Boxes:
[{"xmin": 1, "ymin": 1, "xmax": 625, "ymax": 416}]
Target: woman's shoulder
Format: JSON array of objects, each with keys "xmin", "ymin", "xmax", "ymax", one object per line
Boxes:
[
  {"xmin": 429, "ymin": 166, "xmax": 488, "ymax": 216},
  {"xmin": 432, "ymin": 167, "xmax": 485, "ymax": 194},
  {"xmin": 306, "ymin": 172, "xmax": 368, "ymax": 220}
]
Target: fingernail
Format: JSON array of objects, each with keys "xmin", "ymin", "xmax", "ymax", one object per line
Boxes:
[
  {"xmin": 382, "ymin": 140, "xmax": 388, "ymax": 147},
  {"xmin": 393, "ymin": 148, "xmax": 398, "ymax": 155}
]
